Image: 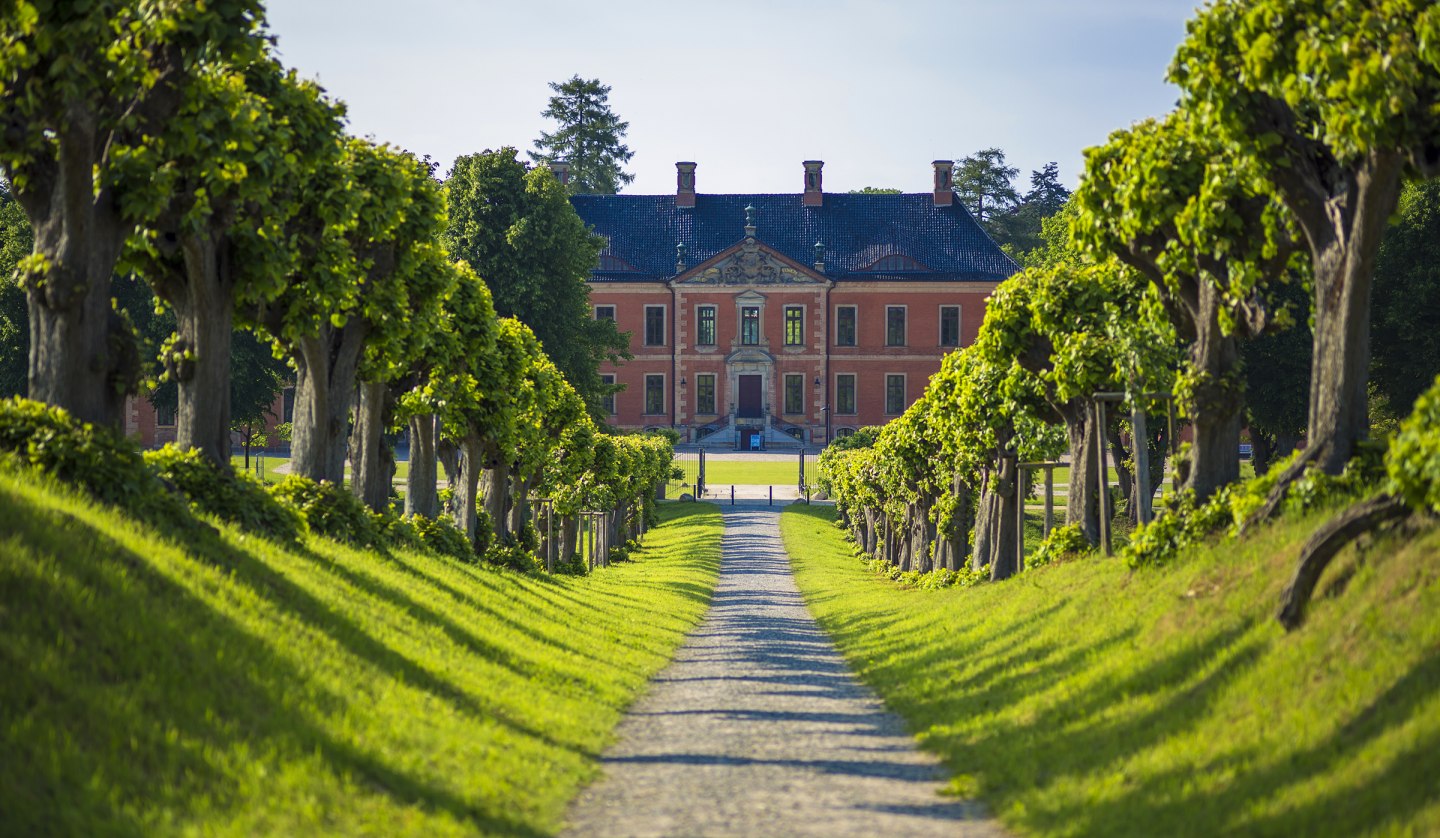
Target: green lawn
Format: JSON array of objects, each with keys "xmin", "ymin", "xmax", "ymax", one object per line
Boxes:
[
  {"xmin": 678, "ymin": 459, "xmax": 810, "ymax": 487},
  {"xmin": 230, "ymin": 454, "xmax": 289, "ymax": 483},
  {"xmin": 0, "ymin": 469, "xmax": 723, "ymax": 836},
  {"xmin": 781, "ymin": 504, "xmax": 1440, "ymax": 837}
]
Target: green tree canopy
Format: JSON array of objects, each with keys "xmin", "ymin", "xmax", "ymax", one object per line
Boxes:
[
  {"xmin": 1169, "ymin": 0, "xmax": 1440, "ymax": 477},
  {"xmin": 0, "ymin": 0, "xmax": 266, "ymax": 425},
  {"xmin": 529, "ymin": 75, "xmax": 634, "ymax": 195}
]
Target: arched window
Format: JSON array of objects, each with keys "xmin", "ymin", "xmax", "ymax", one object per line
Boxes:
[
  {"xmin": 860, "ymin": 254, "xmax": 926, "ymax": 272},
  {"xmin": 598, "ymin": 254, "xmax": 637, "ymax": 271},
  {"xmin": 835, "ymin": 427, "xmax": 857, "ymax": 438}
]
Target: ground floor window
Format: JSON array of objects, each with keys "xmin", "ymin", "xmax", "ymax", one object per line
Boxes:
[
  {"xmin": 784, "ymin": 373, "xmax": 804, "ymax": 415},
  {"xmin": 696, "ymin": 374, "xmax": 716, "ymax": 415},
  {"xmin": 601, "ymin": 373, "xmax": 616, "ymax": 415},
  {"xmin": 645, "ymin": 374, "xmax": 665, "ymax": 415},
  {"xmin": 836, "ymin": 374, "xmax": 856, "ymax": 415},
  {"xmin": 885, "ymin": 374, "xmax": 905, "ymax": 414}
]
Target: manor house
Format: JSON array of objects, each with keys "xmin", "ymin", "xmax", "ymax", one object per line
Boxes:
[{"xmin": 569, "ymin": 159, "xmax": 1017, "ymax": 448}]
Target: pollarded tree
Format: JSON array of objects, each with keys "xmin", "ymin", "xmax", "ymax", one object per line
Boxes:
[
  {"xmin": 1074, "ymin": 111, "xmax": 1301, "ymax": 501},
  {"xmin": 929, "ymin": 344, "xmax": 1064, "ymax": 580},
  {"xmin": 422, "ymin": 263, "xmax": 509, "ymax": 545},
  {"xmin": 983, "ymin": 260, "xmax": 1177, "ymax": 544},
  {"xmin": 0, "ymin": 0, "xmax": 265, "ymax": 425},
  {"xmin": 1170, "ymin": 0, "xmax": 1440, "ymax": 480},
  {"xmin": 124, "ymin": 58, "xmax": 345, "ymax": 465},
  {"xmin": 529, "ymin": 76, "xmax": 635, "ymax": 195},
  {"xmin": 506, "ymin": 346, "xmax": 588, "ymax": 541},
  {"xmin": 257, "ymin": 139, "xmax": 446, "ymax": 485},
  {"xmin": 443, "ymin": 148, "xmax": 628, "ymax": 420}
]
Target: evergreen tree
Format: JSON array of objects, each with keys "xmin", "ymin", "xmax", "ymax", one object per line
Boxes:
[
  {"xmin": 1023, "ymin": 162, "xmax": 1071, "ymax": 216},
  {"xmin": 529, "ymin": 76, "xmax": 634, "ymax": 195},
  {"xmin": 954, "ymin": 148, "xmax": 1019, "ymax": 224}
]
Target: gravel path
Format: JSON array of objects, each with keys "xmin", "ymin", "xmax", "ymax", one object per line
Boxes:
[{"xmin": 562, "ymin": 505, "xmax": 1005, "ymax": 837}]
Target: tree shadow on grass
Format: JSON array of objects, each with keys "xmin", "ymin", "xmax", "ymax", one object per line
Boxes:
[
  {"xmin": 0, "ymin": 487, "xmax": 549, "ymax": 837},
  {"xmin": 1062, "ymin": 642, "xmax": 1440, "ymax": 837}
]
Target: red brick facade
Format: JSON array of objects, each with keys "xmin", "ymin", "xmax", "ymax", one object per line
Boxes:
[
  {"xmin": 574, "ymin": 160, "xmax": 1016, "ymax": 448},
  {"xmin": 591, "ymin": 241, "xmax": 998, "ymax": 446}
]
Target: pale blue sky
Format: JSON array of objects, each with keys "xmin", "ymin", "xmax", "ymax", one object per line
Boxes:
[{"xmin": 266, "ymin": 0, "xmax": 1199, "ymax": 194}]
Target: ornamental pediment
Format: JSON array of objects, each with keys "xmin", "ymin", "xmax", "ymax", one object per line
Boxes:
[{"xmin": 676, "ymin": 238, "xmax": 826, "ymax": 286}]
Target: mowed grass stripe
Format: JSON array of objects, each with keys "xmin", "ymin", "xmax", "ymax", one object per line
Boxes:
[
  {"xmin": 0, "ymin": 471, "xmax": 722, "ymax": 837},
  {"xmin": 780, "ymin": 504, "xmax": 1440, "ymax": 837}
]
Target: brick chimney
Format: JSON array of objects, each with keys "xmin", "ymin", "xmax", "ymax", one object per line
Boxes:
[
  {"xmin": 676, "ymin": 161, "xmax": 697, "ymax": 208},
  {"xmin": 932, "ymin": 160, "xmax": 954, "ymax": 207},
  {"xmin": 550, "ymin": 159, "xmax": 571, "ymax": 187},
  {"xmin": 803, "ymin": 160, "xmax": 824, "ymax": 207}
]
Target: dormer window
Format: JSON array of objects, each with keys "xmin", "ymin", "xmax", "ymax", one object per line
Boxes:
[
  {"xmin": 861, "ymin": 254, "xmax": 927, "ymax": 272},
  {"xmin": 598, "ymin": 254, "xmax": 638, "ymax": 272}
]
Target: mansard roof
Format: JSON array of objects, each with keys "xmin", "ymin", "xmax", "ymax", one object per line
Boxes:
[{"xmin": 569, "ymin": 192, "xmax": 1019, "ymax": 283}]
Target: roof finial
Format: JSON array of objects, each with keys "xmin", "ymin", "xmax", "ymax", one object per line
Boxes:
[
  {"xmin": 813, "ymin": 240, "xmax": 826, "ymax": 272},
  {"xmin": 744, "ymin": 204, "xmax": 756, "ymax": 238},
  {"xmin": 675, "ymin": 241, "xmax": 688, "ymax": 274}
]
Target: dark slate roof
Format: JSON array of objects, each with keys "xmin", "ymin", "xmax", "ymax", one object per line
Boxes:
[{"xmin": 570, "ymin": 193, "xmax": 1018, "ymax": 283}]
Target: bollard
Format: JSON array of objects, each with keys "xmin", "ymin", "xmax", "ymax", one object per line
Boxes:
[
  {"xmin": 769, "ymin": 485, "xmax": 773, "ymax": 506},
  {"xmin": 731, "ymin": 485, "xmax": 735, "ymax": 505}
]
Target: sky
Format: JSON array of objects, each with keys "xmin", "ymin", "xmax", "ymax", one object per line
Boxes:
[{"xmin": 265, "ymin": 0, "xmax": 1201, "ymax": 195}]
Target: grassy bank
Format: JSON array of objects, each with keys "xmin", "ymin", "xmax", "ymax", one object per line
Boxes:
[
  {"xmin": 781, "ymin": 504, "xmax": 1440, "ymax": 837},
  {"xmin": 0, "ymin": 471, "xmax": 722, "ymax": 836}
]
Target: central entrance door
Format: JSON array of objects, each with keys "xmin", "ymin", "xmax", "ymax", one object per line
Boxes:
[{"xmin": 737, "ymin": 375, "xmax": 763, "ymax": 418}]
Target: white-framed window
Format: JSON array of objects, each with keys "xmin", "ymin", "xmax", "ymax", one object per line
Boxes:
[
  {"xmin": 784, "ymin": 305, "xmax": 804, "ymax": 346},
  {"xmin": 644, "ymin": 305, "xmax": 666, "ymax": 346},
  {"xmin": 740, "ymin": 305, "xmax": 761, "ymax": 345},
  {"xmin": 644, "ymin": 374, "xmax": 665, "ymax": 415},
  {"xmin": 594, "ymin": 304, "xmax": 615, "ymax": 321},
  {"xmin": 835, "ymin": 305, "xmax": 857, "ymax": 346},
  {"xmin": 886, "ymin": 306, "xmax": 906, "ymax": 347},
  {"xmin": 695, "ymin": 373, "xmax": 716, "ymax": 415},
  {"xmin": 940, "ymin": 305, "xmax": 961, "ymax": 347},
  {"xmin": 784, "ymin": 373, "xmax": 804, "ymax": 415},
  {"xmin": 885, "ymin": 373, "xmax": 906, "ymax": 415},
  {"xmin": 836, "ymin": 374, "xmax": 857, "ymax": 415},
  {"xmin": 696, "ymin": 305, "xmax": 716, "ymax": 346},
  {"xmin": 601, "ymin": 373, "xmax": 616, "ymax": 415}
]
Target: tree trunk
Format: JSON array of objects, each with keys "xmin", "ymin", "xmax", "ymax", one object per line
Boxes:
[
  {"xmin": 971, "ymin": 469, "xmax": 998, "ymax": 571},
  {"xmin": 1109, "ymin": 427, "xmax": 1135, "ymax": 524},
  {"xmin": 453, "ymin": 432, "xmax": 484, "ymax": 547},
  {"xmin": 350, "ymin": 380, "xmax": 392, "ymax": 511},
  {"xmin": 163, "ymin": 233, "xmax": 236, "ymax": 466},
  {"xmin": 560, "ymin": 515, "xmax": 578, "ymax": 564},
  {"xmin": 910, "ymin": 497, "xmax": 937, "ymax": 573},
  {"xmin": 483, "ymin": 456, "xmax": 511, "ymax": 544},
  {"xmin": 405, "ymin": 413, "xmax": 440, "ymax": 517},
  {"xmin": 1251, "ymin": 429, "xmax": 1276, "ymax": 477},
  {"xmin": 862, "ymin": 507, "xmax": 880, "ymax": 557},
  {"xmin": 938, "ymin": 472, "xmax": 974, "ymax": 572},
  {"xmin": 1064, "ymin": 408, "xmax": 1102, "ymax": 546},
  {"xmin": 21, "ymin": 134, "xmax": 137, "ymax": 427},
  {"xmin": 290, "ymin": 326, "xmax": 366, "ymax": 483},
  {"xmin": 989, "ymin": 456, "xmax": 1021, "ymax": 581},
  {"xmin": 509, "ymin": 471, "xmax": 535, "ymax": 538},
  {"xmin": 1303, "ymin": 153, "xmax": 1402, "ymax": 476},
  {"xmin": 1183, "ymin": 281, "xmax": 1245, "ymax": 502}
]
